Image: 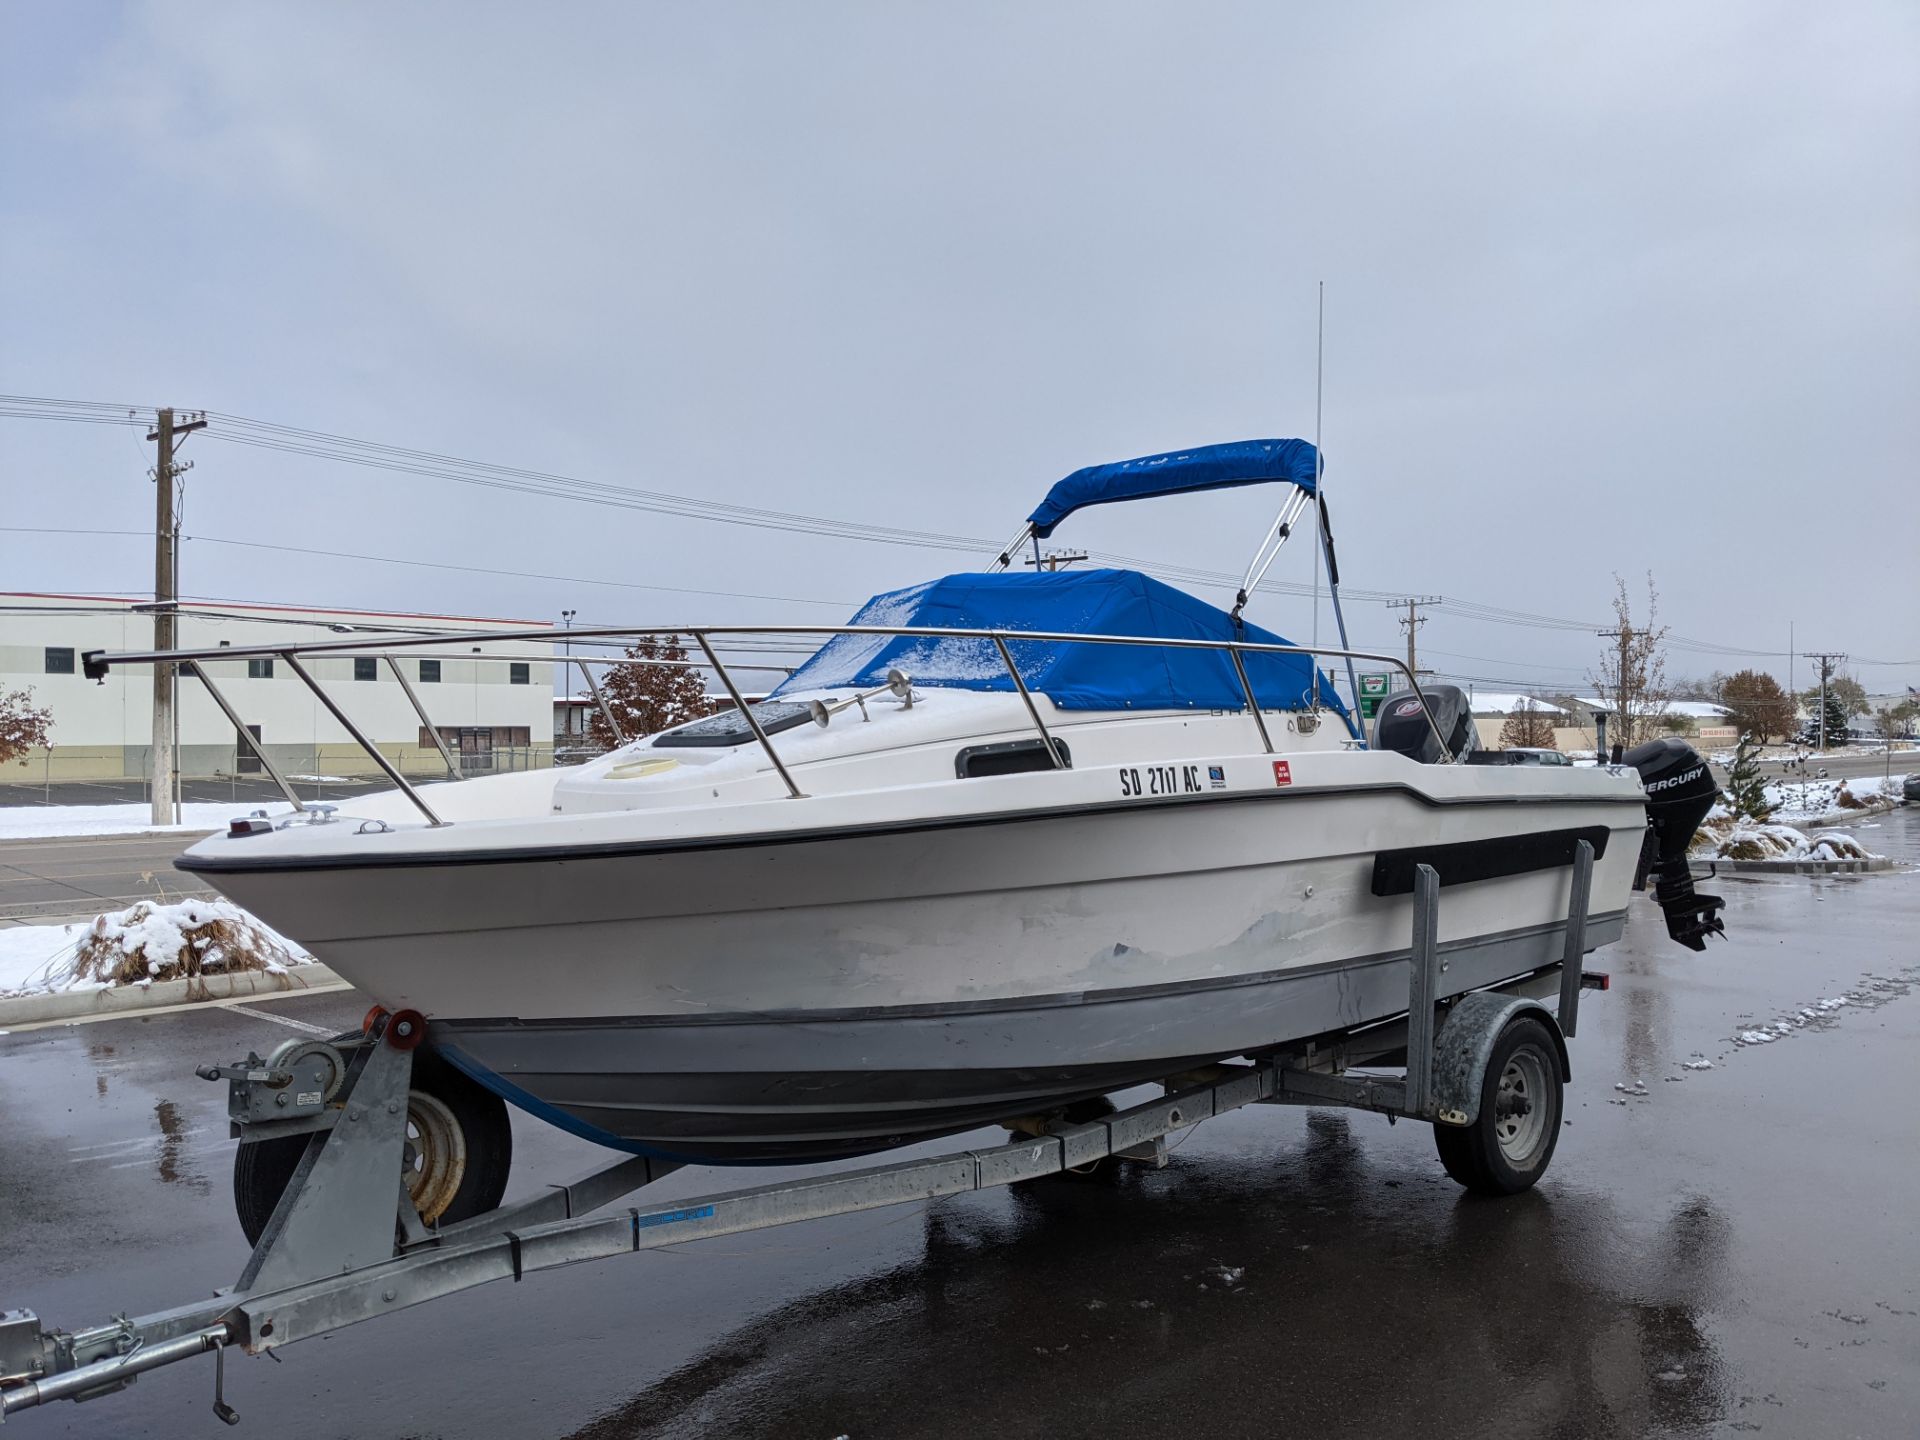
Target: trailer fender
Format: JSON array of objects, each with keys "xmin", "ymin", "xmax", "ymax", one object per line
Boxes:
[{"xmin": 1429, "ymin": 992, "xmax": 1570, "ymax": 1128}]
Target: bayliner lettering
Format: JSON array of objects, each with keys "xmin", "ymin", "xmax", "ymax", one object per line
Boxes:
[{"xmin": 1119, "ymin": 764, "xmax": 1204, "ymax": 797}]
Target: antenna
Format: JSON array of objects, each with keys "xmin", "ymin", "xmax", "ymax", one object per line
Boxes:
[{"xmin": 1312, "ymin": 282, "xmax": 1323, "ymax": 666}]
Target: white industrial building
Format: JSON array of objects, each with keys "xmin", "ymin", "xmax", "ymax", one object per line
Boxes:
[{"xmin": 1, "ymin": 593, "xmax": 556, "ymax": 783}]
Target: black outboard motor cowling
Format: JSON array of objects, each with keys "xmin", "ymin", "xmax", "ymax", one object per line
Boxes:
[
  {"xmin": 1624, "ymin": 736, "xmax": 1727, "ymax": 951},
  {"xmin": 1372, "ymin": 685, "xmax": 1477, "ymax": 765}
]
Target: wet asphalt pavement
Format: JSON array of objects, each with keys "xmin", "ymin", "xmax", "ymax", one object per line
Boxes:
[{"xmin": 2, "ymin": 813, "xmax": 1916, "ymax": 1439}]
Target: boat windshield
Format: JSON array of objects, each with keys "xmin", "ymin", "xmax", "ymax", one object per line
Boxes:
[{"xmin": 652, "ymin": 700, "xmax": 817, "ymax": 748}]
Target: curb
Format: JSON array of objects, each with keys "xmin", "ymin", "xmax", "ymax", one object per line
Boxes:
[
  {"xmin": 0, "ymin": 964, "xmax": 344, "ymax": 1028},
  {"xmin": 1770, "ymin": 799, "xmax": 1901, "ymax": 827},
  {"xmin": 1691, "ymin": 857, "xmax": 1896, "ymax": 876}
]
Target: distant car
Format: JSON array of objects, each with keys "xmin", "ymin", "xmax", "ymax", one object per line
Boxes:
[
  {"xmin": 1904, "ymin": 773, "xmax": 1920, "ymax": 803},
  {"xmin": 1466, "ymin": 748, "xmax": 1574, "ymax": 767}
]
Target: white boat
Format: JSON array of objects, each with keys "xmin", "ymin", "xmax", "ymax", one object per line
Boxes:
[{"xmin": 97, "ymin": 440, "xmax": 1727, "ymax": 1168}]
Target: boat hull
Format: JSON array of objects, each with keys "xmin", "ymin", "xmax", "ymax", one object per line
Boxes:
[
  {"xmin": 432, "ymin": 909, "xmax": 1623, "ymax": 1162},
  {"xmin": 183, "ymin": 780, "xmax": 1645, "ymax": 1163}
]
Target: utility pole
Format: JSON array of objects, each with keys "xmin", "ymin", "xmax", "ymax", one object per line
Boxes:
[
  {"xmin": 147, "ymin": 407, "xmax": 207, "ymax": 825},
  {"xmin": 561, "ymin": 609, "xmax": 577, "ymax": 739},
  {"xmin": 1023, "ymin": 550, "xmax": 1088, "ymax": 573},
  {"xmin": 1385, "ymin": 596, "xmax": 1440, "ymax": 680},
  {"xmin": 1806, "ymin": 652, "xmax": 1846, "ymax": 752}
]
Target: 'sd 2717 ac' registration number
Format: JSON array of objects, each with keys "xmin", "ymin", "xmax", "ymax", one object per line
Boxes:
[{"xmin": 1119, "ymin": 764, "xmax": 1204, "ymax": 797}]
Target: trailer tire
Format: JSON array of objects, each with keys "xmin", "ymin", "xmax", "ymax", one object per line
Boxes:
[
  {"xmin": 402, "ymin": 1048, "xmax": 514, "ymax": 1227},
  {"xmin": 233, "ymin": 1134, "xmax": 308, "ymax": 1249},
  {"xmin": 232, "ymin": 1048, "xmax": 513, "ymax": 1247},
  {"xmin": 1432, "ymin": 1016, "xmax": 1563, "ymax": 1195}
]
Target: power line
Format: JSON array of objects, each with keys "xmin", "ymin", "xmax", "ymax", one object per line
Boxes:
[
  {"xmin": 0, "ymin": 527, "xmax": 858, "ymax": 608},
  {"xmin": 3, "ymin": 396, "xmax": 1913, "ymax": 666}
]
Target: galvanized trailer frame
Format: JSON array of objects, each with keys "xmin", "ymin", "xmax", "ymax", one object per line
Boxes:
[{"xmin": 0, "ymin": 847, "xmax": 1604, "ymax": 1426}]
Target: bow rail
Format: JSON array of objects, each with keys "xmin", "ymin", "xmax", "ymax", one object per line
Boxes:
[{"xmin": 82, "ymin": 626, "xmax": 1447, "ymax": 826}]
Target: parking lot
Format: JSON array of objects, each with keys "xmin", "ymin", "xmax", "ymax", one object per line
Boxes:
[{"xmin": 1, "ymin": 811, "xmax": 1913, "ymax": 1438}]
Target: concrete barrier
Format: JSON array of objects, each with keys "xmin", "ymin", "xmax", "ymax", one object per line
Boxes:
[
  {"xmin": 1690, "ymin": 857, "xmax": 1895, "ymax": 876},
  {"xmin": 0, "ymin": 964, "xmax": 345, "ymax": 1028}
]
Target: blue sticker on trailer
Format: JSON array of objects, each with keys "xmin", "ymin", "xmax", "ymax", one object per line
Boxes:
[{"xmin": 637, "ymin": 1205, "xmax": 716, "ymax": 1229}]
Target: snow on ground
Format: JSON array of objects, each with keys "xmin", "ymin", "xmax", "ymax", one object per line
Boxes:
[
  {"xmin": 0, "ymin": 801, "xmax": 295, "ymax": 839},
  {"xmin": 1765, "ymin": 774, "xmax": 1905, "ymax": 825},
  {"xmin": 0, "ymin": 923, "xmax": 86, "ymax": 994},
  {"xmin": 1692, "ymin": 817, "xmax": 1880, "ymax": 862},
  {"xmin": 0, "ymin": 898, "xmax": 315, "ymax": 996}
]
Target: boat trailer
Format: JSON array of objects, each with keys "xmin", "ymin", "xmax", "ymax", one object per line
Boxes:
[{"xmin": 0, "ymin": 849, "xmax": 1608, "ymax": 1425}]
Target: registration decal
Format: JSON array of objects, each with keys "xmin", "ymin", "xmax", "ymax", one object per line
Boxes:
[
  {"xmin": 1272, "ymin": 760, "xmax": 1292, "ymax": 786},
  {"xmin": 1207, "ymin": 765, "xmax": 1226, "ymax": 789}
]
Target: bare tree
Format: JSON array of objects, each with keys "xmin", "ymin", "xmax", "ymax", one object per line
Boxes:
[
  {"xmin": 1498, "ymin": 698, "xmax": 1558, "ymax": 749},
  {"xmin": 1590, "ymin": 573, "xmax": 1671, "ymax": 750},
  {"xmin": 1668, "ymin": 673, "xmax": 1727, "ymax": 703},
  {"xmin": 0, "ymin": 687, "xmax": 53, "ymax": 768},
  {"xmin": 1874, "ymin": 698, "xmax": 1918, "ymax": 742},
  {"xmin": 585, "ymin": 635, "xmax": 713, "ymax": 750}
]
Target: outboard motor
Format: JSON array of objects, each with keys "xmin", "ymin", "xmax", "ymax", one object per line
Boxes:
[
  {"xmin": 1372, "ymin": 685, "xmax": 1477, "ymax": 764},
  {"xmin": 1624, "ymin": 737, "xmax": 1727, "ymax": 951}
]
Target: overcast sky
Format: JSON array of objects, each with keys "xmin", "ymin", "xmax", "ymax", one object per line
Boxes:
[{"xmin": 3, "ymin": 2, "xmax": 1915, "ymax": 697}]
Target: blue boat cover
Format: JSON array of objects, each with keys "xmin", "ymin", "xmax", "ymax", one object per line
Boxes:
[
  {"xmin": 1027, "ymin": 439, "xmax": 1320, "ymax": 539},
  {"xmin": 774, "ymin": 568, "xmax": 1349, "ymax": 717}
]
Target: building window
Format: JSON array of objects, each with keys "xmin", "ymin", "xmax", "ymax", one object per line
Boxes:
[
  {"xmin": 419, "ymin": 659, "xmax": 441, "ymax": 683},
  {"xmin": 44, "ymin": 647, "xmax": 75, "ymax": 674},
  {"xmin": 247, "ymin": 658, "xmax": 274, "ymax": 679},
  {"xmin": 510, "ymin": 662, "xmax": 530, "ymax": 685},
  {"xmin": 354, "ymin": 657, "xmax": 378, "ymax": 682}
]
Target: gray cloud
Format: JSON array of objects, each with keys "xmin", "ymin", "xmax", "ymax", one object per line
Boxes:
[{"xmin": 3, "ymin": 1, "xmax": 1915, "ymax": 692}]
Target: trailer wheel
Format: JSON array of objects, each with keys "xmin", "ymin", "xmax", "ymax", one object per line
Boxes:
[
  {"xmin": 233, "ymin": 1047, "xmax": 513, "ymax": 1246},
  {"xmin": 1432, "ymin": 1016, "xmax": 1563, "ymax": 1195}
]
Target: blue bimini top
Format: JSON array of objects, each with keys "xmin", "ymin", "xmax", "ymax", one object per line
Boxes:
[
  {"xmin": 773, "ymin": 568, "xmax": 1349, "ymax": 717},
  {"xmin": 1026, "ymin": 438, "xmax": 1321, "ymax": 539}
]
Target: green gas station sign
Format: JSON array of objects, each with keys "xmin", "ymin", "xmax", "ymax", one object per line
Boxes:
[{"xmin": 1358, "ymin": 672, "xmax": 1391, "ymax": 720}]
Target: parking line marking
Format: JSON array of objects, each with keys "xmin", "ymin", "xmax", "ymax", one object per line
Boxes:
[{"xmin": 223, "ymin": 1004, "xmax": 335, "ymax": 1036}]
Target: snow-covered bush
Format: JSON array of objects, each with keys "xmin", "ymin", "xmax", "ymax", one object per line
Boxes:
[
  {"xmin": 1691, "ymin": 818, "xmax": 1876, "ymax": 862},
  {"xmin": 65, "ymin": 900, "xmax": 308, "ymax": 992}
]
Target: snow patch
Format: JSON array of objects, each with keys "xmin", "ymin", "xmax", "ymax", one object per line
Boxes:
[
  {"xmin": 0, "ymin": 802, "xmax": 295, "ymax": 840},
  {"xmin": 0, "ymin": 899, "xmax": 314, "ymax": 996},
  {"xmin": 1692, "ymin": 816, "xmax": 1880, "ymax": 862}
]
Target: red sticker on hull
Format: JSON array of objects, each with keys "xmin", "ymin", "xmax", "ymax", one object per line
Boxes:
[{"xmin": 1272, "ymin": 761, "xmax": 1292, "ymax": 786}]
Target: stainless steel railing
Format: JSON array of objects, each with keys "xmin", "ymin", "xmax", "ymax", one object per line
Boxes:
[{"xmin": 84, "ymin": 626, "xmax": 1449, "ymax": 825}]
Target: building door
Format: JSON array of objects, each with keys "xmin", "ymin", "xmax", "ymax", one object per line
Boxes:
[
  {"xmin": 458, "ymin": 726, "xmax": 493, "ymax": 773},
  {"xmin": 236, "ymin": 724, "xmax": 263, "ymax": 774}
]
